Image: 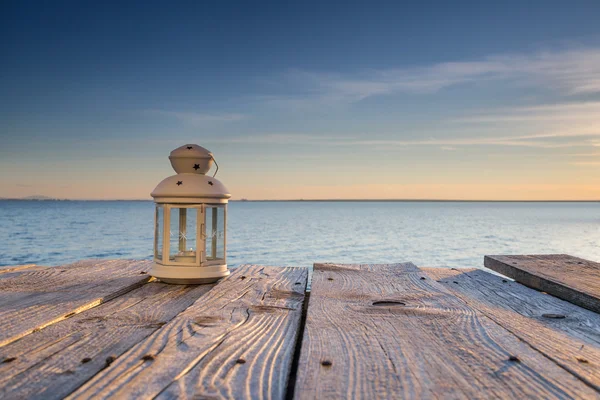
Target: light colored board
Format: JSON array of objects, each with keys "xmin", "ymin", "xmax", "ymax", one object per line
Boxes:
[
  {"xmin": 485, "ymin": 254, "xmax": 600, "ymax": 313},
  {"xmin": 419, "ymin": 267, "xmax": 470, "ymax": 281},
  {"xmin": 0, "ymin": 259, "xmax": 152, "ymax": 347},
  {"xmin": 0, "ymin": 281, "xmax": 214, "ymax": 399},
  {"xmin": 0, "ymin": 264, "xmax": 48, "ymax": 278},
  {"xmin": 0, "ymin": 264, "xmax": 38, "ymax": 273},
  {"xmin": 293, "ymin": 263, "xmax": 600, "ymax": 399},
  {"xmin": 424, "ymin": 267, "xmax": 600, "ymax": 391},
  {"xmin": 69, "ymin": 265, "xmax": 309, "ymax": 400}
]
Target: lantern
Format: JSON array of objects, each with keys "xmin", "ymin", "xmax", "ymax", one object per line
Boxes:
[{"xmin": 150, "ymin": 144, "xmax": 231, "ymax": 284}]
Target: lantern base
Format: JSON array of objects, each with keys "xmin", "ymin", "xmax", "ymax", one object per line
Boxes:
[{"xmin": 150, "ymin": 263, "xmax": 230, "ymax": 285}]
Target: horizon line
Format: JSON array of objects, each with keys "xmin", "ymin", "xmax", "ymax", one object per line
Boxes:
[{"xmin": 1, "ymin": 198, "xmax": 599, "ymax": 203}]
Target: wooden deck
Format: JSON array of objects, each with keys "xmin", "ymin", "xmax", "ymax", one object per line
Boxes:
[{"xmin": 1, "ymin": 255, "xmax": 599, "ymax": 399}]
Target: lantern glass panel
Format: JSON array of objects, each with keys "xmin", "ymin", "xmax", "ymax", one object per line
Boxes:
[
  {"xmin": 168, "ymin": 207, "xmax": 198, "ymax": 263},
  {"xmin": 205, "ymin": 205, "xmax": 225, "ymax": 261},
  {"xmin": 154, "ymin": 205, "xmax": 164, "ymax": 260}
]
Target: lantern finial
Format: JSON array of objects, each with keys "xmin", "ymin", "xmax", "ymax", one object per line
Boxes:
[{"xmin": 169, "ymin": 144, "xmax": 214, "ymax": 174}]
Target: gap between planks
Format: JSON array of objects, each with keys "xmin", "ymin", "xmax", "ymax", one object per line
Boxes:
[
  {"xmin": 485, "ymin": 254, "xmax": 600, "ymax": 314},
  {"xmin": 293, "ymin": 263, "xmax": 600, "ymax": 399},
  {"xmin": 285, "ymin": 290, "xmax": 311, "ymax": 399},
  {"xmin": 68, "ymin": 264, "xmax": 309, "ymax": 400}
]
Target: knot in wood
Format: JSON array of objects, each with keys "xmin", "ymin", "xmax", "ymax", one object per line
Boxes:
[
  {"xmin": 372, "ymin": 300, "xmax": 406, "ymax": 306},
  {"xmin": 542, "ymin": 313, "xmax": 566, "ymax": 319}
]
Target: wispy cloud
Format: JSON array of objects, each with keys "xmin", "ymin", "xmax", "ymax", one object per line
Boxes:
[
  {"xmin": 146, "ymin": 45, "xmax": 600, "ymax": 152},
  {"xmin": 201, "ymin": 131, "xmax": 591, "ymax": 149},
  {"xmin": 571, "ymin": 161, "xmax": 600, "ymax": 166},
  {"xmin": 341, "ymin": 137, "xmax": 587, "ymax": 149},
  {"xmin": 452, "ymin": 101, "xmax": 600, "ymax": 124},
  {"xmin": 203, "ymin": 133, "xmax": 343, "ymax": 145},
  {"xmin": 568, "ymin": 152, "xmax": 600, "ymax": 157},
  {"xmin": 148, "ymin": 110, "xmax": 245, "ymax": 126},
  {"xmin": 263, "ymin": 46, "xmax": 600, "ymax": 107},
  {"xmin": 443, "ymin": 99, "xmax": 600, "ymax": 150}
]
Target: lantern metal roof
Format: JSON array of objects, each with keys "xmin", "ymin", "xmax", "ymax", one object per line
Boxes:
[{"xmin": 151, "ymin": 144, "xmax": 231, "ymax": 204}]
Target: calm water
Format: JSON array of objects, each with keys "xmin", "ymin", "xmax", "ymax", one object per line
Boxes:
[{"xmin": 0, "ymin": 201, "xmax": 599, "ymax": 269}]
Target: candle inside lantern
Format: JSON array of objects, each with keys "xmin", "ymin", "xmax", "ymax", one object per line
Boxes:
[{"xmin": 174, "ymin": 248, "xmax": 196, "ymax": 263}]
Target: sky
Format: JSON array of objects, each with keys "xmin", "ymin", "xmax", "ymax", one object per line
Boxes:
[{"xmin": 2, "ymin": 0, "xmax": 600, "ymax": 200}]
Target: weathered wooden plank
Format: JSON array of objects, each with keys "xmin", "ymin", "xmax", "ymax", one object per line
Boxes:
[
  {"xmin": 0, "ymin": 259, "xmax": 151, "ymax": 347},
  {"xmin": 423, "ymin": 267, "xmax": 600, "ymax": 391},
  {"xmin": 294, "ymin": 263, "xmax": 599, "ymax": 399},
  {"xmin": 0, "ymin": 264, "xmax": 48, "ymax": 278},
  {"xmin": 69, "ymin": 265, "xmax": 308, "ymax": 400},
  {"xmin": 485, "ymin": 254, "xmax": 600, "ymax": 313},
  {"xmin": 0, "ymin": 264, "xmax": 38, "ymax": 273},
  {"xmin": 0, "ymin": 281, "xmax": 214, "ymax": 399}
]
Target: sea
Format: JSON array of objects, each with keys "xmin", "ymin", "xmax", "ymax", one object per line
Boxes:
[{"xmin": 1, "ymin": 200, "xmax": 599, "ymax": 269}]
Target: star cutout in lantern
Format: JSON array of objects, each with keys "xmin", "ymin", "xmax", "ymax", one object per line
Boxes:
[
  {"xmin": 187, "ymin": 146, "xmax": 193, "ymax": 150},
  {"xmin": 208, "ymin": 181, "xmax": 214, "ymax": 186},
  {"xmin": 177, "ymin": 181, "xmax": 183, "ymax": 186},
  {"xmin": 193, "ymin": 164, "xmax": 200, "ymax": 170}
]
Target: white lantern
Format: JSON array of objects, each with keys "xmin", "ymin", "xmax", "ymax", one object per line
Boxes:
[{"xmin": 150, "ymin": 144, "xmax": 231, "ymax": 284}]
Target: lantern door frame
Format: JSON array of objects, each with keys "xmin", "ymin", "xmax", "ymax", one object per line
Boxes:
[{"xmin": 203, "ymin": 204, "xmax": 227, "ymax": 266}]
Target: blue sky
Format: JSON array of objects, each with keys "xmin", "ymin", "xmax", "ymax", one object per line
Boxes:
[{"xmin": 2, "ymin": 1, "xmax": 600, "ymax": 199}]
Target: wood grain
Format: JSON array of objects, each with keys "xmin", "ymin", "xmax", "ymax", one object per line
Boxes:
[
  {"xmin": 424, "ymin": 267, "xmax": 600, "ymax": 391},
  {"xmin": 0, "ymin": 264, "xmax": 48, "ymax": 278},
  {"xmin": 0, "ymin": 259, "xmax": 151, "ymax": 347},
  {"xmin": 68, "ymin": 265, "xmax": 308, "ymax": 400},
  {"xmin": 0, "ymin": 281, "xmax": 214, "ymax": 399},
  {"xmin": 485, "ymin": 254, "xmax": 600, "ymax": 313},
  {"xmin": 293, "ymin": 263, "xmax": 600, "ymax": 399}
]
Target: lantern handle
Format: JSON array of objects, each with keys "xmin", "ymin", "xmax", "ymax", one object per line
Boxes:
[{"xmin": 211, "ymin": 155, "xmax": 219, "ymax": 178}]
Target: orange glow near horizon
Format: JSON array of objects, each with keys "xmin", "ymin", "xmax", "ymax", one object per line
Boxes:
[{"xmin": 4, "ymin": 182, "xmax": 599, "ymax": 201}]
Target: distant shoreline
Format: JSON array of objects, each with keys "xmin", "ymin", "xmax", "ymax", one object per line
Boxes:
[{"xmin": 1, "ymin": 198, "xmax": 599, "ymax": 203}]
